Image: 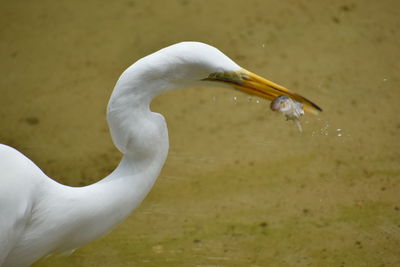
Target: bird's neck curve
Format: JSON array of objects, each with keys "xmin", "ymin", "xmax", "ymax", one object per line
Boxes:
[
  {"xmin": 106, "ymin": 59, "xmax": 172, "ymax": 158},
  {"xmin": 104, "ymin": 60, "xmax": 171, "ymax": 186},
  {"xmin": 42, "ymin": 63, "xmax": 172, "ymax": 254}
]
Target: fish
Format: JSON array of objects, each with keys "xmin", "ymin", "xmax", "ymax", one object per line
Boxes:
[{"xmin": 270, "ymin": 95, "xmax": 304, "ymax": 132}]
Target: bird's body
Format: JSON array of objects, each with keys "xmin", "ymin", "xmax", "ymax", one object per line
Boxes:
[{"xmin": 0, "ymin": 42, "xmax": 321, "ymax": 267}]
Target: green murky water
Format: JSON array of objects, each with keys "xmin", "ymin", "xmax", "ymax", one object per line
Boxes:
[{"xmin": 1, "ymin": 0, "xmax": 399, "ymax": 266}]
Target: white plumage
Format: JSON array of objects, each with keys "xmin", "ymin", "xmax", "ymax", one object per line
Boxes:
[{"xmin": 0, "ymin": 42, "xmax": 320, "ymax": 267}]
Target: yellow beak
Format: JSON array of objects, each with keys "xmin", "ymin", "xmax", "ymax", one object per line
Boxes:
[{"xmin": 205, "ymin": 69, "xmax": 322, "ymax": 115}]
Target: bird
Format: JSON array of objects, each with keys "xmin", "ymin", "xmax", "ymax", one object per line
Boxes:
[{"xmin": 0, "ymin": 42, "xmax": 321, "ymax": 267}]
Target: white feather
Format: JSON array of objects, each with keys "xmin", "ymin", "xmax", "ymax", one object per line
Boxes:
[{"xmin": 0, "ymin": 42, "xmax": 241, "ymax": 267}]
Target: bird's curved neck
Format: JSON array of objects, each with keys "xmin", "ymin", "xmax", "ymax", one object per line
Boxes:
[
  {"xmin": 50, "ymin": 66, "xmax": 171, "ymax": 252},
  {"xmin": 101, "ymin": 63, "xmax": 170, "ymax": 200}
]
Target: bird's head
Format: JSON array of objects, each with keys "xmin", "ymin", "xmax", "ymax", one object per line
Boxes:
[
  {"xmin": 108, "ymin": 42, "xmax": 322, "ymax": 154},
  {"xmin": 117, "ymin": 42, "xmax": 321, "ymax": 114}
]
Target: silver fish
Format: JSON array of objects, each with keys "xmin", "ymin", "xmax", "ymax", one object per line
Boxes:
[{"xmin": 270, "ymin": 95, "xmax": 304, "ymax": 132}]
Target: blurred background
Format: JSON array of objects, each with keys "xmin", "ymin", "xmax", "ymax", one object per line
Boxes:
[{"xmin": 0, "ymin": 0, "xmax": 399, "ymax": 266}]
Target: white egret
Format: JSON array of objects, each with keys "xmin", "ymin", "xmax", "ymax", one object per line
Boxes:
[{"xmin": 0, "ymin": 42, "xmax": 321, "ymax": 267}]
